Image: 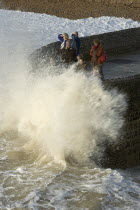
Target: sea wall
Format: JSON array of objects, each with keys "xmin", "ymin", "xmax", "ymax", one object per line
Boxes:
[
  {"xmin": 31, "ymin": 27, "xmax": 140, "ymax": 67},
  {"xmin": 31, "ymin": 27, "xmax": 140, "ymax": 169},
  {"xmin": 79, "ymin": 27, "xmax": 140, "ymax": 60},
  {"xmin": 103, "ymin": 75, "xmax": 140, "ymax": 169}
]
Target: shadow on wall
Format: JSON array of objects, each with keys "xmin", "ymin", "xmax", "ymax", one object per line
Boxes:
[
  {"xmin": 103, "ymin": 75, "xmax": 140, "ymax": 169},
  {"xmin": 108, "ymin": 59, "xmax": 138, "ymax": 64}
]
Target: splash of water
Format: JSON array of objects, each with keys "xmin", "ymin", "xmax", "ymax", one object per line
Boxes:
[{"xmin": 0, "ymin": 51, "xmax": 127, "ymax": 166}]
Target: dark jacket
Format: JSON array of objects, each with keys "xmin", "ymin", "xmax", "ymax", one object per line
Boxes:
[
  {"xmin": 58, "ymin": 34, "xmax": 64, "ymax": 43},
  {"xmin": 58, "ymin": 34, "xmax": 66, "ymax": 49},
  {"xmin": 71, "ymin": 34, "xmax": 81, "ymax": 55}
]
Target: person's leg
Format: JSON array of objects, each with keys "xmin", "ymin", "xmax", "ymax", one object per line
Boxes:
[
  {"xmin": 93, "ymin": 65, "xmax": 104, "ymax": 80},
  {"xmin": 93, "ymin": 65, "xmax": 100, "ymax": 77},
  {"xmin": 98, "ymin": 64, "xmax": 104, "ymax": 81},
  {"xmin": 76, "ymin": 48, "xmax": 80, "ymax": 61}
]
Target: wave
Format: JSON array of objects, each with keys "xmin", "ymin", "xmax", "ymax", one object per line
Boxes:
[{"xmin": 0, "ymin": 51, "xmax": 127, "ymax": 166}]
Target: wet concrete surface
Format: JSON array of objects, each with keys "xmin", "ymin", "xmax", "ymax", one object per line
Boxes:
[{"xmin": 103, "ymin": 50, "xmax": 140, "ymax": 79}]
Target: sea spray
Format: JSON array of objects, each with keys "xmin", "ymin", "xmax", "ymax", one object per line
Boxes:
[{"xmin": 0, "ymin": 54, "xmax": 127, "ymax": 166}]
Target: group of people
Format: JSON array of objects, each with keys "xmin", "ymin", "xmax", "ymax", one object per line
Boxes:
[
  {"xmin": 58, "ymin": 32, "xmax": 106, "ymax": 80},
  {"xmin": 58, "ymin": 32, "xmax": 80, "ymax": 58}
]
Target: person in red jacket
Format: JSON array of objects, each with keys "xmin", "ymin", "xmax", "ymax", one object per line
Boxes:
[{"xmin": 90, "ymin": 39, "xmax": 105, "ymax": 80}]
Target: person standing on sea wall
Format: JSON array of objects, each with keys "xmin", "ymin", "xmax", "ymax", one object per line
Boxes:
[
  {"xmin": 71, "ymin": 32, "xmax": 81, "ymax": 60},
  {"xmin": 58, "ymin": 33, "xmax": 77, "ymax": 63},
  {"xmin": 90, "ymin": 39, "xmax": 106, "ymax": 80},
  {"xmin": 58, "ymin": 33, "xmax": 71, "ymax": 49}
]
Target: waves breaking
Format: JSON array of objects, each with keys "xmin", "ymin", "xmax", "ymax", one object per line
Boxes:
[{"xmin": 0, "ymin": 50, "xmax": 127, "ymax": 166}]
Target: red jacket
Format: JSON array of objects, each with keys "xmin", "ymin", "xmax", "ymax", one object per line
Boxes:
[{"xmin": 90, "ymin": 44, "xmax": 104, "ymax": 65}]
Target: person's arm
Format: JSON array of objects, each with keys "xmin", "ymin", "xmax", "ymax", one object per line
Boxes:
[
  {"xmin": 90, "ymin": 46, "xmax": 94, "ymax": 56},
  {"xmin": 58, "ymin": 34, "xmax": 64, "ymax": 43},
  {"xmin": 96, "ymin": 46, "xmax": 104, "ymax": 57}
]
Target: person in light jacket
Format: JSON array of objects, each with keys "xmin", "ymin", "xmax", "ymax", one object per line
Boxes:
[
  {"xmin": 58, "ymin": 33, "xmax": 77, "ymax": 64},
  {"xmin": 58, "ymin": 33, "xmax": 71, "ymax": 49}
]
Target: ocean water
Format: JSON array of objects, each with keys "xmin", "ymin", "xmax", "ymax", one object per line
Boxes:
[
  {"xmin": 0, "ymin": 8, "xmax": 140, "ymax": 210},
  {"xmin": 0, "ymin": 48, "xmax": 140, "ymax": 210}
]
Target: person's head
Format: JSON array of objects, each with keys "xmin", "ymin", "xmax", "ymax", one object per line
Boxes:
[
  {"xmin": 79, "ymin": 59, "xmax": 84, "ymax": 65},
  {"xmin": 74, "ymin": 32, "xmax": 78, "ymax": 37},
  {"xmin": 63, "ymin": 33, "xmax": 69, "ymax": 40},
  {"xmin": 78, "ymin": 55, "xmax": 84, "ymax": 64},
  {"xmin": 93, "ymin": 39, "xmax": 100, "ymax": 46}
]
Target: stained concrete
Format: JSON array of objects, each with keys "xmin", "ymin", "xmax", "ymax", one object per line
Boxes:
[{"xmin": 103, "ymin": 50, "xmax": 140, "ymax": 79}]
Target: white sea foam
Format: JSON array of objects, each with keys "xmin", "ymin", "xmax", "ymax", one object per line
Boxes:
[
  {"xmin": 0, "ymin": 8, "xmax": 139, "ymax": 210},
  {"xmin": 0, "ymin": 8, "xmax": 130, "ymax": 166},
  {"xmin": 0, "ymin": 49, "xmax": 127, "ymax": 166},
  {"xmin": 0, "ymin": 9, "xmax": 140, "ymax": 55}
]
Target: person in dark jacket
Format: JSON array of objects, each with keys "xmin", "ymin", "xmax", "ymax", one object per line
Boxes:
[
  {"xmin": 71, "ymin": 32, "xmax": 81, "ymax": 59},
  {"xmin": 90, "ymin": 39, "xmax": 105, "ymax": 80}
]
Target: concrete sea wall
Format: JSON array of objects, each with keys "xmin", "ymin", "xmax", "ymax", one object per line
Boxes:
[
  {"xmin": 103, "ymin": 75, "xmax": 140, "ymax": 169},
  {"xmin": 31, "ymin": 27, "xmax": 140, "ymax": 169},
  {"xmin": 31, "ymin": 27, "xmax": 140, "ymax": 67},
  {"xmin": 80, "ymin": 27, "xmax": 140, "ymax": 60}
]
